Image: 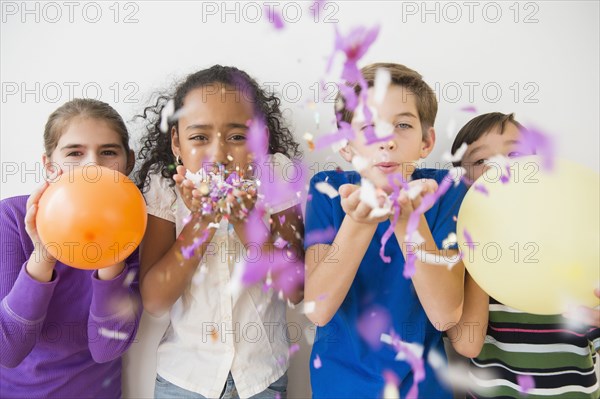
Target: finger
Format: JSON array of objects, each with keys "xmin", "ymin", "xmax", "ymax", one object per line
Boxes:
[
  {"xmin": 422, "ymin": 179, "xmax": 438, "ymax": 195},
  {"xmin": 564, "ymin": 306, "xmax": 600, "ymax": 328},
  {"xmin": 25, "ymin": 203, "xmax": 38, "ymax": 231},
  {"xmin": 354, "ymin": 201, "xmax": 372, "ymax": 219},
  {"xmin": 27, "ymin": 181, "xmax": 49, "ymax": 209},
  {"xmin": 594, "ymin": 287, "xmax": 600, "ymax": 299},
  {"xmin": 343, "ymin": 188, "xmax": 362, "ymax": 211},
  {"xmin": 339, "ymin": 184, "xmax": 359, "ymax": 199},
  {"xmin": 176, "ymin": 165, "xmax": 187, "ymax": 177}
]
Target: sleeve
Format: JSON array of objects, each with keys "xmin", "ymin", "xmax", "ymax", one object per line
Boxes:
[
  {"xmin": 260, "ymin": 153, "xmax": 302, "ymax": 215},
  {"xmin": 304, "ymin": 172, "xmax": 337, "ymax": 250},
  {"xmin": 587, "ymin": 327, "xmax": 600, "ymax": 352},
  {"xmin": 87, "ymin": 249, "xmax": 141, "ymax": 363},
  {"xmin": 0, "ymin": 197, "xmax": 59, "ymax": 368},
  {"xmin": 143, "ymin": 173, "xmax": 177, "ymax": 223},
  {"xmin": 431, "ymin": 171, "xmax": 468, "ymax": 250}
]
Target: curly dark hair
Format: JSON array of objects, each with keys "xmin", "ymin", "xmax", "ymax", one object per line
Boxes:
[{"xmin": 136, "ymin": 65, "xmax": 302, "ymax": 193}]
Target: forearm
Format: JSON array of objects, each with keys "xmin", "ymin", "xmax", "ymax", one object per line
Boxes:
[
  {"xmin": 447, "ymin": 273, "xmax": 489, "ymax": 358},
  {"xmin": 1, "ymin": 262, "xmax": 58, "ymax": 368},
  {"xmin": 88, "ymin": 264, "xmax": 141, "ymax": 362},
  {"xmin": 305, "ymin": 216, "xmax": 377, "ymax": 326},
  {"xmin": 395, "ymin": 214, "xmax": 464, "ymax": 329},
  {"xmin": 141, "ymin": 217, "xmax": 216, "ymax": 315}
]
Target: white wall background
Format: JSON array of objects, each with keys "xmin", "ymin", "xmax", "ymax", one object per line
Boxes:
[{"xmin": 1, "ymin": 1, "xmax": 598, "ymax": 398}]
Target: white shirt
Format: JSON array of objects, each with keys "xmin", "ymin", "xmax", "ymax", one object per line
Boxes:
[{"xmin": 143, "ymin": 153, "xmax": 300, "ymax": 398}]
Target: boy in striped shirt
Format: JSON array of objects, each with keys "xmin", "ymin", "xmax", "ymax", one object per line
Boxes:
[{"xmin": 448, "ymin": 112, "xmax": 600, "ymax": 398}]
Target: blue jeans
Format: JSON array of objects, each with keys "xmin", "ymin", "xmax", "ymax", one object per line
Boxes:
[{"xmin": 154, "ymin": 372, "xmax": 288, "ymax": 399}]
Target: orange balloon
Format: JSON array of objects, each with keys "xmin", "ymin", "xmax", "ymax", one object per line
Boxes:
[{"xmin": 36, "ymin": 166, "xmax": 147, "ymax": 269}]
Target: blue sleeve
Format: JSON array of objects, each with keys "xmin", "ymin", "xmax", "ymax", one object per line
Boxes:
[
  {"xmin": 304, "ymin": 172, "xmax": 337, "ymax": 250},
  {"xmin": 431, "ymin": 171, "xmax": 468, "ymax": 250}
]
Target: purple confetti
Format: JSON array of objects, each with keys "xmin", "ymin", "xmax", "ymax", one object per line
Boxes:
[
  {"xmin": 289, "ymin": 343, "xmax": 300, "ymax": 356},
  {"xmin": 402, "ymin": 171, "xmax": 456, "ymax": 278},
  {"xmin": 473, "ymin": 183, "xmax": 489, "ymax": 196},
  {"xmin": 379, "ymin": 173, "xmax": 409, "ymax": 263},
  {"xmin": 517, "ymin": 374, "xmax": 535, "ymax": 394},
  {"xmin": 516, "ymin": 125, "xmax": 555, "ymax": 171},
  {"xmin": 264, "ymin": 4, "xmax": 285, "ymax": 29},
  {"xmin": 181, "ymin": 229, "xmax": 210, "ymax": 260},
  {"xmin": 313, "ymin": 354, "xmax": 322, "ymax": 369},
  {"xmin": 305, "ymin": 226, "xmax": 337, "ymax": 247},
  {"xmin": 388, "ymin": 332, "xmax": 425, "ymax": 399},
  {"xmin": 463, "ymin": 228, "xmax": 475, "ymax": 251},
  {"xmin": 460, "ymin": 105, "xmax": 478, "ymax": 113},
  {"xmin": 356, "ymin": 305, "xmax": 391, "ymax": 350}
]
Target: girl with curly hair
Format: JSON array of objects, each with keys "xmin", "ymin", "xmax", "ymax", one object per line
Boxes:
[{"xmin": 136, "ymin": 65, "xmax": 304, "ymax": 399}]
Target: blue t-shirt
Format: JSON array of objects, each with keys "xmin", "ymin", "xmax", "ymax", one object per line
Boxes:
[{"xmin": 304, "ymin": 168, "xmax": 467, "ymax": 399}]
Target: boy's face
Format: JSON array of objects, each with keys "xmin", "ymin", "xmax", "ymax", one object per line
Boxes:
[
  {"xmin": 340, "ymin": 85, "xmax": 435, "ymax": 193},
  {"xmin": 461, "ymin": 122, "xmax": 529, "ymax": 183}
]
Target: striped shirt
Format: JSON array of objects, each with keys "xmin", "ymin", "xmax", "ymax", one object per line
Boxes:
[{"xmin": 468, "ymin": 298, "xmax": 600, "ymax": 399}]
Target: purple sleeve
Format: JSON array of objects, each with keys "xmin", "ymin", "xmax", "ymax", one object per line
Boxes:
[
  {"xmin": 0, "ymin": 197, "xmax": 58, "ymax": 368},
  {"xmin": 87, "ymin": 250, "xmax": 141, "ymax": 363}
]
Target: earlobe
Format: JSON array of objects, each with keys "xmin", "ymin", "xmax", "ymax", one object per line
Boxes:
[
  {"xmin": 171, "ymin": 125, "xmax": 180, "ymax": 158},
  {"xmin": 420, "ymin": 127, "xmax": 436, "ymax": 157},
  {"xmin": 338, "ymin": 144, "xmax": 353, "ymax": 163}
]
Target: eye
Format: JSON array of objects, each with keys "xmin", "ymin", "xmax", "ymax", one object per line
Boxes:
[
  {"xmin": 190, "ymin": 135, "xmax": 209, "ymax": 142},
  {"xmin": 67, "ymin": 151, "xmax": 83, "ymax": 157},
  {"xmin": 101, "ymin": 150, "xmax": 118, "ymax": 156},
  {"xmin": 228, "ymin": 134, "xmax": 247, "ymax": 142},
  {"xmin": 474, "ymin": 159, "xmax": 486, "ymax": 166},
  {"xmin": 395, "ymin": 122, "xmax": 412, "ymax": 129}
]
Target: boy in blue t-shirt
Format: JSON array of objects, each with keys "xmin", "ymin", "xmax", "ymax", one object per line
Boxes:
[{"xmin": 304, "ymin": 63, "xmax": 467, "ymax": 398}]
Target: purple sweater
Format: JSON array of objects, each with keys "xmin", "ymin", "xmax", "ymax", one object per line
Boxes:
[{"xmin": 0, "ymin": 196, "xmax": 142, "ymax": 398}]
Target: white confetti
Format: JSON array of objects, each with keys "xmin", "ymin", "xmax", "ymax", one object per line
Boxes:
[
  {"xmin": 447, "ymin": 167, "xmax": 466, "ymax": 186},
  {"xmin": 331, "ymin": 138, "xmax": 349, "ymax": 153},
  {"xmin": 442, "ymin": 233, "xmax": 458, "ymax": 249},
  {"xmin": 159, "ymin": 99, "xmax": 175, "ymax": 133},
  {"xmin": 301, "ymin": 301, "xmax": 316, "ymax": 315},
  {"xmin": 315, "ymin": 182, "xmax": 339, "ymax": 198},
  {"xmin": 208, "ymin": 222, "xmax": 220, "ymax": 229},
  {"xmin": 374, "ymin": 68, "xmax": 391, "ymax": 105},
  {"xmin": 427, "ymin": 349, "xmax": 446, "ymax": 370},
  {"xmin": 359, "ymin": 178, "xmax": 392, "ymax": 218},
  {"xmin": 442, "ymin": 142, "xmax": 468, "ymax": 163},
  {"xmin": 122, "ymin": 270, "xmax": 136, "ymax": 287},
  {"xmin": 351, "ymin": 155, "xmax": 369, "ymax": 172},
  {"xmin": 374, "ymin": 119, "xmax": 394, "ymax": 139},
  {"xmin": 98, "ymin": 327, "xmax": 128, "ymax": 341}
]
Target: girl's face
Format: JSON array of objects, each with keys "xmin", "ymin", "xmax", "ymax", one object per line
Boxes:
[
  {"xmin": 172, "ymin": 84, "xmax": 256, "ymax": 176},
  {"xmin": 461, "ymin": 122, "xmax": 528, "ymax": 183},
  {"xmin": 43, "ymin": 117, "xmax": 132, "ymax": 175}
]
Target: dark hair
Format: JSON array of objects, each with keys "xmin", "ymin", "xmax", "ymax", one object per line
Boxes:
[
  {"xmin": 44, "ymin": 98, "xmax": 131, "ymax": 157},
  {"xmin": 336, "ymin": 62, "xmax": 438, "ymax": 137},
  {"xmin": 451, "ymin": 112, "xmax": 524, "ymax": 166},
  {"xmin": 136, "ymin": 65, "xmax": 301, "ymax": 192}
]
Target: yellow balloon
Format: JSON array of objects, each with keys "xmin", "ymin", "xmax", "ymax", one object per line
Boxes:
[{"xmin": 457, "ymin": 156, "xmax": 599, "ymax": 315}]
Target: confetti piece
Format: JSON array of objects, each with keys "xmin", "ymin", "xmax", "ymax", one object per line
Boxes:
[
  {"xmin": 159, "ymin": 99, "xmax": 175, "ymax": 133},
  {"xmin": 123, "ymin": 269, "xmax": 136, "ymax": 287},
  {"xmin": 516, "ymin": 125, "xmax": 555, "ymax": 170},
  {"xmin": 351, "ymin": 155, "xmax": 369, "ymax": 172},
  {"xmin": 517, "ymin": 375, "xmax": 535, "ymax": 394},
  {"xmin": 443, "ymin": 142, "xmax": 468, "ymax": 163},
  {"xmin": 315, "ymin": 181, "xmax": 340, "ymax": 198},
  {"xmin": 313, "ymin": 354, "xmax": 322, "ymax": 369},
  {"xmin": 473, "ymin": 183, "xmax": 489, "ymax": 196},
  {"xmin": 264, "ymin": 4, "xmax": 284, "ymax": 29},
  {"xmin": 301, "ymin": 301, "xmax": 316, "ymax": 314},
  {"xmin": 464, "ymin": 228, "xmax": 475, "ymax": 251},
  {"xmin": 289, "ymin": 343, "xmax": 300, "ymax": 356},
  {"xmin": 359, "ymin": 178, "xmax": 392, "ymax": 218},
  {"xmin": 381, "ymin": 333, "xmax": 425, "ymax": 399},
  {"xmin": 274, "ymin": 236, "xmax": 288, "ymax": 249},
  {"xmin": 207, "ymin": 222, "xmax": 220, "ymax": 229},
  {"xmin": 382, "ymin": 370, "xmax": 400, "ymax": 399},
  {"xmin": 357, "ymin": 306, "xmax": 391, "ymax": 350},
  {"xmin": 98, "ymin": 327, "xmax": 128, "ymax": 341},
  {"xmin": 460, "ymin": 105, "xmax": 478, "ymax": 113},
  {"xmin": 427, "ymin": 349, "xmax": 445, "ymax": 370},
  {"xmin": 442, "ymin": 233, "xmax": 458, "ymax": 250},
  {"xmin": 373, "ymin": 68, "xmax": 391, "ymax": 105}
]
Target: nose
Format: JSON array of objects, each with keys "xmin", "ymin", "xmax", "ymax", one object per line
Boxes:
[{"xmin": 379, "ymin": 140, "xmax": 396, "ymax": 151}]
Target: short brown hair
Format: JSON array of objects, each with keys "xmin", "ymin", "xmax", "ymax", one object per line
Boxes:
[
  {"xmin": 451, "ymin": 112, "xmax": 523, "ymax": 165},
  {"xmin": 336, "ymin": 63, "xmax": 438, "ymax": 136},
  {"xmin": 43, "ymin": 98, "xmax": 131, "ymax": 157}
]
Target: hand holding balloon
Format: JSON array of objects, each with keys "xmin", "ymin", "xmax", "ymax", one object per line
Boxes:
[{"xmin": 563, "ymin": 287, "xmax": 600, "ymax": 327}]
